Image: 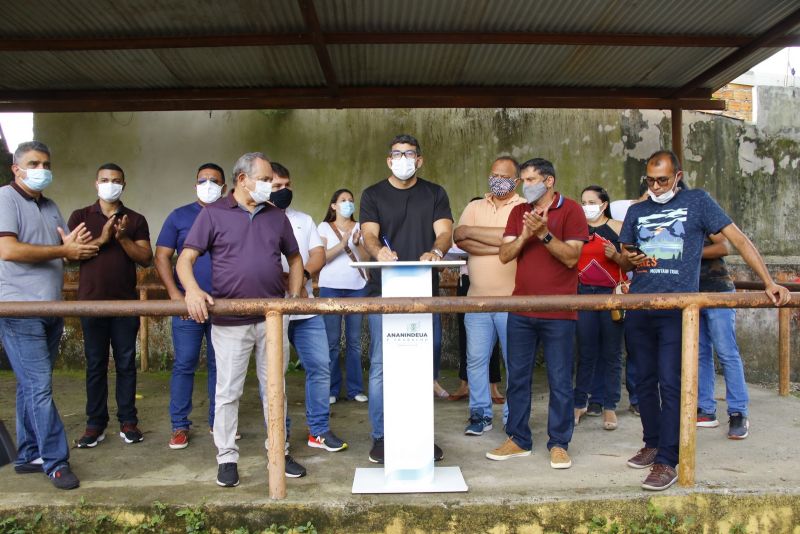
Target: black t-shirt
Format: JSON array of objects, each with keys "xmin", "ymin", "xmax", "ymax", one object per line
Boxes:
[{"xmin": 359, "ymin": 177, "xmax": 453, "ymax": 296}]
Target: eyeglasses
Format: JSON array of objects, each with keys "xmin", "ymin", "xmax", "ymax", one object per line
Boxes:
[
  {"xmin": 642, "ymin": 175, "xmax": 675, "ymax": 186},
  {"xmin": 389, "ymin": 150, "xmax": 418, "ymax": 159}
]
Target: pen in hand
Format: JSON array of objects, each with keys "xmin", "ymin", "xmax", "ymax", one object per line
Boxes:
[{"xmin": 379, "ymin": 235, "xmax": 398, "ymax": 261}]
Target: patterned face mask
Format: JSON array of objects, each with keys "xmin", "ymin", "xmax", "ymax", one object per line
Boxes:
[{"xmin": 488, "ymin": 176, "xmax": 517, "ymax": 197}]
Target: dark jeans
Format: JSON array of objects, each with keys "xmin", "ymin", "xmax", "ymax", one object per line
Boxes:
[
  {"xmin": 80, "ymin": 316, "xmax": 140, "ymax": 430},
  {"xmin": 590, "ymin": 339, "xmax": 639, "ymax": 406},
  {"xmin": 505, "ymin": 313, "xmax": 575, "ymax": 451},
  {"xmin": 0, "ymin": 317, "xmax": 70, "ymax": 475},
  {"xmin": 457, "ymin": 274, "xmax": 502, "ymax": 383},
  {"xmin": 574, "ymin": 284, "xmax": 623, "ymax": 410},
  {"xmin": 625, "ymin": 309, "xmax": 682, "ymax": 468},
  {"xmin": 319, "ymin": 286, "xmax": 369, "ymax": 399},
  {"xmin": 169, "ymin": 316, "xmax": 216, "ymax": 430}
]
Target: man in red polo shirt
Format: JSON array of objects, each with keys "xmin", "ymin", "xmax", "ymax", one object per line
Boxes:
[{"xmin": 485, "ymin": 158, "xmax": 588, "ymax": 469}]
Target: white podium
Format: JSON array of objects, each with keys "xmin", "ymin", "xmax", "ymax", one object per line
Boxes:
[{"xmin": 350, "ymin": 261, "xmax": 468, "ymax": 494}]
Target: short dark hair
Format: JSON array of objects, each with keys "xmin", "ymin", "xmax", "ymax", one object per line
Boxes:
[
  {"xmin": 493, "ymin": 156, "xmax": 520, "ymax": 177},
  {"xmin": 389, "ymin": 134, "xmax": 421, "ymax": 155},
  {"xmin": 97, "ymin": 162, "xmax": 125, "ymax": 180},
  {"xmin": 270, "ymin": 162, "xmax": 290, "ymax": 179},
  {"xmin": 646, "ymin": 150, "xmax": 682, "ymax": 172},
  {"xmin": 581, "ymin": 185, "xmax": 612, "ymax": 219},
  {"xmin": 519, "ymin": 158, "xmax": 556, "ymax": 181},
  {"xmin": 13, "ymin": 141, "xmax": 50, "ymax": 164},
  {"xmin": 197, "ymin": 162, "xmax": 224, "ymax": 180}
]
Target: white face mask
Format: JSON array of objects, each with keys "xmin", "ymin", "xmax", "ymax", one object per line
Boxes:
[
  {"xmin": 648, "ymin": 183, "xmax": 677, "ymax": 204},
  {"xmin": 582, "ymin": 204, "xmax": 602, "ymax": 221},
  {"xmin": 97, "ymin": 182, "xmax": 124, "ymax": 202},
  {"xmin": 248, "ymin": 179, "xmax": 271, "ymax": 204},
  {"xmin": 21, "ymin": 168, "xmax": 53, "ymax": 191},
  {"xmin": 390, "ymin": 157, "xmax": 417, "ymax": 181},
  {"xmin": 197, "ymin": 181, "xmax": 223, "ymax": 204}
]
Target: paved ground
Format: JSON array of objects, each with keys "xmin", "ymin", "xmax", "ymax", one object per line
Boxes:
[{"xmin": 0, "ymin": 368, "xmax": 798, "ymax": 509}]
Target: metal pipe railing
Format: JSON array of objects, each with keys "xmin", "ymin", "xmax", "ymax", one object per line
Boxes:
[{"xmin": 1, "ymin": 291, "xmax": 797, "ymax": 498}]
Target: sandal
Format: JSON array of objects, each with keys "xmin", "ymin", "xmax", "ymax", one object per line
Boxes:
[{"xmin": 603, "ymin": 409, "xmax": 618, "ymax": 430}]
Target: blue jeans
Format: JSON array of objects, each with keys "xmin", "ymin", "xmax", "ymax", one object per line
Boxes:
[
  {"xmin": 505, "ymin": 313, "xmax": 575, "ymax": 451},
  {"xmin": 625, "ymin": 309, "xmax": 682, "ymax": 468},
  {"xmin": 574, "ymin": 285, "xmax": 623, "ymax": 410},
  {"xmin": 169, "ymin": 316, "xmax": 217, "ymax": 430},
  {"xmin": 465, "ymin": 312, "xmax": 509, "ymax": 421},
  {"xmin": 288, "ymin": 315, "xmax": 331, "ymax": 436},
  {"xmin": 319, "ymin": 286, "xmax": 368, "ymax": 399},
  {"xmin": 698, "ymin": 304, "xmax": 749, "ymax": 416},
  {"xmin": 80, "ymin": 316, "xmax": 140, "ymax": 430},
  {"xmin": 367, "ymin": 312, "xmax": 442, "ymax": 439},
  {"xmin": 0, "ymin": 317, "xmax": 70, "ymax": 475}
]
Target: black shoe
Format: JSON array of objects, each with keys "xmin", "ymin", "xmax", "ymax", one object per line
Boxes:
[
  {"xmin": 285, "ymin": 455, "xmax": 307, "ymax": 478},
  {"xmin": 586, "ymin": 402, "xmax": 603, "ymax": 416},
  {"xmin": 119, "ymin": 424, "xmax": 144, "ymax": 444},
  {"xmin": 629, "ymin": 404, "xmax": 640, "ymax": 417},
  {"xmin": 49, "ymin": 465, "xmax": 80, "ymax": 490},
  {"xmin": 216, "ymin": 462, "xmax": 239, "ymax": 487},
  {"xmin": 728, "ymin": 413, "xmax": 750, "ymax": 440},
  {"xmin": 369, "ymin": 438, "xmax": 384, "ymax": 464},
  {"xmin": 434, "ymin": 443, "xmax": 444, "ymax": 462},
  {"xmin": 77, "ymin": 428, "xmax": 106, "ymax": 448},
  {"xmin": 14, "ymin": 461, "xmax": 44, "ymax": 474}
]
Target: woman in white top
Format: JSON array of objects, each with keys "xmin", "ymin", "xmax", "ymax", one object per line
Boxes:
[{"xmin": 317, "ymin": 189, "xmax": 370, "ymax": 404}]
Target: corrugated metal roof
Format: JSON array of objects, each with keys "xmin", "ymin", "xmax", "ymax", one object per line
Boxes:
[{"xmin": 1, "ymin": 0, "xmax": 798, "ymax": 109}]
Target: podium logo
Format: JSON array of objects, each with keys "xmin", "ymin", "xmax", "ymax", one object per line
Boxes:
[{"xmin": 385, "ymin": 321, "xmax": 430, "ymax": 346}]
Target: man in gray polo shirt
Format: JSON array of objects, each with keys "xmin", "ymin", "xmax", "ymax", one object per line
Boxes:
[
  {"xmin": 177, "ymin": 151, "xmax": 304, "ymax": 488},
  {"xmin": 0, "ymin": 141, "xmax": 99, "ymax": 490}
]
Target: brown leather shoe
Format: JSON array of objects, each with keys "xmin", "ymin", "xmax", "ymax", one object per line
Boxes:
[
  {"xmin": 641, "ymin": 464, "xmax": 677, "ymax": 491},
  {"xmin": 549, "ymin": 446, "xmax": 572, "ymax": 469},
  {"xmin": 447, "ymin": 393, "xmax": 468, "ymax": 401},
  {"xmin": 485, "ymin": 438, "xmax": 531, "ymax": 461},
  {"xmin": 491, "ymin": 396, "xmax": 506, "ymax": 405},
  {"xmin": 626, "ymin": 447, "xmax": 657, "ymax": 469}
]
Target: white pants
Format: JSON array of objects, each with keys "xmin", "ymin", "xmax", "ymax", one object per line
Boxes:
[{"xmin": 211, "ymin": 322, "xmax": 286, "ymax": 464}]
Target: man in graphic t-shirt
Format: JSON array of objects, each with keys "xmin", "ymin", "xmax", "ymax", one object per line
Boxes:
[
  {"xmin": 358, "ymin": 133, "xmax": 453, "ymax": 464},
  {"xmin": 618, "ymin": 150, "xmax": 790, "ymax": 492}
]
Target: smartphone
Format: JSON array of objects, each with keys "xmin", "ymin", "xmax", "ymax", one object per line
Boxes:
[{"xmin": 623, "ymin": 243, "xmax": 645, "ymax": 256}]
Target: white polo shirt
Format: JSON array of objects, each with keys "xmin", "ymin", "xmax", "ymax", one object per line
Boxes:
[{"xmin": 281, "ymin": 207, "xmax": 323, "ymax": 321}]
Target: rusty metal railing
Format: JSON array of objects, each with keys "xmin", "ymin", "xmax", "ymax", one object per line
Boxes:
[{"xmin": 0, "ymin": 291, "xmax": 797, "ymax": 498}]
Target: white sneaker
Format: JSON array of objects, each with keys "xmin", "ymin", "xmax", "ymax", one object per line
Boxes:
[
  {"xmin": 353, "ymin": 393, "xmax": 368, "ymax": 403},
  {"xmin": 329, "ymin": 396, "xmax": 337, "ymax": 405}
]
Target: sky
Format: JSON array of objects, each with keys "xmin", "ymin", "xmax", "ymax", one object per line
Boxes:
[{"xmin": 1, "ymin": 47, "xmax": 797, "ymax": 153}]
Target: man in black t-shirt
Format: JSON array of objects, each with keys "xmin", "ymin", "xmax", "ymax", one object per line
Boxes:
[{"xmin": 359, "ymin": 134, "xmax": 453, "ymax": 464}]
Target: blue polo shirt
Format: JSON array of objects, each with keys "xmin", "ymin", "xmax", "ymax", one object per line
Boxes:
[{"xmin": 156, "ymin": 202, "xmax": 212, "ymax": 294}]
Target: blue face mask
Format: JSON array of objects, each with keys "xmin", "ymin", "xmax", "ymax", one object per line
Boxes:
[
  {"xmin": 338, "ymin": 201, "xmax": 355, "ymax": 218},
  {"xmin": 22, "ymin": 168, "xmax": 53, "ymax": 191}
]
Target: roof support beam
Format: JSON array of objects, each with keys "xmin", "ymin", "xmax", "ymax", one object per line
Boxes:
[
  {"xmin": 297, "ymin": 0, "xmax": 338, "ymax": 94},
  {"xmin": 2, "ymin": 32, "xmax": 798, "ymax": 52},
  {"xmin": 672, "ymin": 6, "xmax": 800, "ymax": 98},
  {"xmin": 0, "ymin": 87, "xmax": 725, "ymax": 113}
]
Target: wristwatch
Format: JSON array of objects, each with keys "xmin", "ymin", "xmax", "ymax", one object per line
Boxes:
[
  {"xmin": 541, "ymin": 232, "xmax": 553, "ymax": 244},
  {"xmin": 430, "ymin": 248, "xmax": 444, "ymax": 259}
]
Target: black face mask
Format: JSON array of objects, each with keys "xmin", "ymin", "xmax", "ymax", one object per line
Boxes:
[{"xmin": 271, "ymin": 188, "xmax": 293, "ymax": 209}]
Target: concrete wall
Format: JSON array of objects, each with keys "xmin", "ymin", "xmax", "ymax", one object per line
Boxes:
[{"xmin": 1, "ymin": 106, "xmax": 796, "ymax": 380}]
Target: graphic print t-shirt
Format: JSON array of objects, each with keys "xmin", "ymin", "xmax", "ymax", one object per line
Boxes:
[{"xmin": 619, "ymin": 189, "xmax": 732, "ymax": 294}]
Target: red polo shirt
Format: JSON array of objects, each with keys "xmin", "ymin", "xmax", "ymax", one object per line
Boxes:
[{"xmin": 503, "ymin": 192, "xmax": 588, "ymax": 320}]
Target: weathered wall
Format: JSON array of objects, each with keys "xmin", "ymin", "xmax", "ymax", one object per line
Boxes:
[{"xmin": 2, "ymin": 106, "xmax": 795, "ymax": 380}]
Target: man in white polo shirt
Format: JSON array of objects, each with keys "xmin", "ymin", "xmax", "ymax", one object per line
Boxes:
[
  {"xmin": 270, "ymin": 162, "xmax": 348, "ymax": 461},
  {"xmin": 454, "ymin": 156, "xmax": 525, "ymax": 435}
]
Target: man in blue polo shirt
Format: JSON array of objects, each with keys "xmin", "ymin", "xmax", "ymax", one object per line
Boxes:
[
  {"xmin": 0, "ymin": 141, "xmax": 99, "ymax": 490},
  {"xmin": 619, "ymin": 150, "xmax": 790, "ymax": 491},
  {"xmin": 155, "ymin": 163, "xmax": 226, "ymax": 450},
  {"xmin": 177, "ymin": 152, "xmax": 304, "ymax": 488}
]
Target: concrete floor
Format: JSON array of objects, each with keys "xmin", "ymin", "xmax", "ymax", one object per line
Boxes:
[{"xmin": 0, "ymin": 368, "xmax": 799, "ymax": 509}]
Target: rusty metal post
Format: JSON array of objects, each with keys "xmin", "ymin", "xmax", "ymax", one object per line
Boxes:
[
  {"xmin": 678, "ymin": 304, "xmax": 700, "ymax": 487},
  {"xmin": 139, "ymin": 288, "xmax": 149, "ymax": 371},
  {"xmin": 672, "ymin": 107, "xmax": 683, "ymax": 164},
  {"xmin": 264, "ymin": 311, "xmax": 286, "ymax": 499},
  {"xmin": 779, "ymin": 307, "xmax": 791, "ymax": 396}
]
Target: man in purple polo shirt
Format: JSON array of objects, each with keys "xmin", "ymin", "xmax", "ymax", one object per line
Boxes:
[{"xmin": 177, "ymin": 152, "xmax": 303, "ymax": 488}]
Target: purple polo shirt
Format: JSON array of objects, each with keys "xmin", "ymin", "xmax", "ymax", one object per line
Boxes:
[{"xmin": 183, "ymin": 192, "xmax": 299, "ymax": 326}]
